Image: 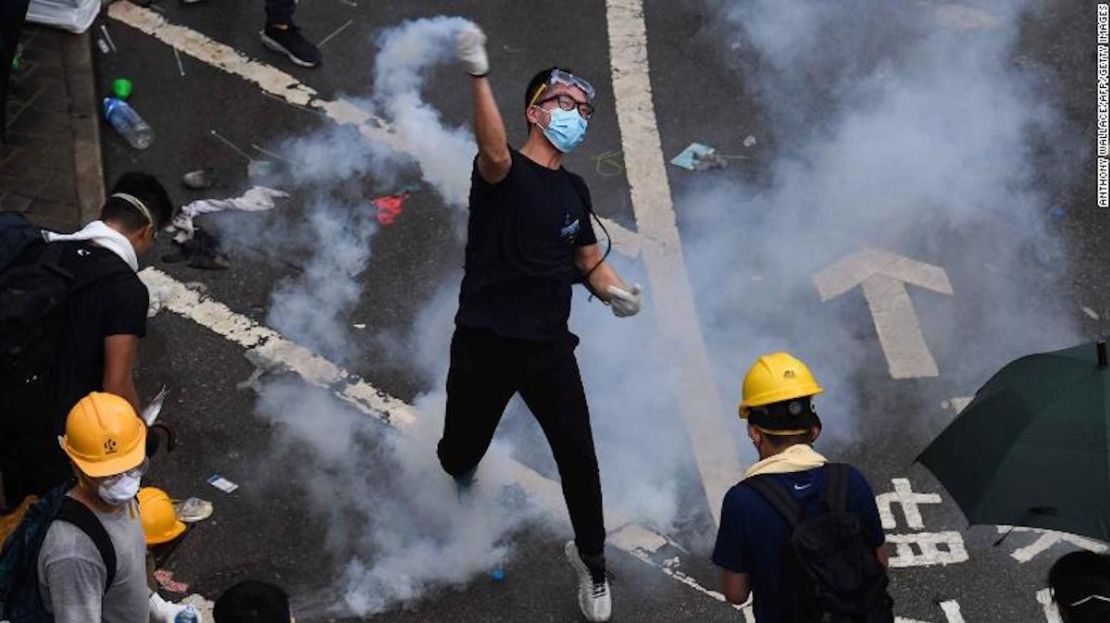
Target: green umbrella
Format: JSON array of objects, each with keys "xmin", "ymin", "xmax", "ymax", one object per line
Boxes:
[{"xmin": 918, "ymin": 340, "xmax": 1110, "ymax": 541}]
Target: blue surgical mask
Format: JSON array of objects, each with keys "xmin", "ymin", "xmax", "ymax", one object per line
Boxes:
[{"xmin": 539, "ymin": 108, "xmax": 588, "ymax": 153}]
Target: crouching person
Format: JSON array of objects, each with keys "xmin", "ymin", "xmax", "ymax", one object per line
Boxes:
[{"xmin": 0, "ymin": 392, "xmax": 198, "ymax": 622}]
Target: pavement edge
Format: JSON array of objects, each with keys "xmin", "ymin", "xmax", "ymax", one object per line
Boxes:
[{"xmin": 61, "ymin": 28, "xmax": 104, "ymax": 224}]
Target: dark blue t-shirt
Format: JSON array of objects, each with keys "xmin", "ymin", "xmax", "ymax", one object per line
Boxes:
[
  {"xmin": 712, "ymin": 464, "xmax": 885, "ymax": 622},
  {"xmin": 455, "ymin": 149, "xmax": 597, "ymax": 342}
]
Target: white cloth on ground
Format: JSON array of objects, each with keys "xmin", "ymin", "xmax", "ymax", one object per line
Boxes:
[
  {"xmin": 171, "ymin": 186, "xmax": 289, "ymax": 243},
  {"xmin": 45, "ymin": 220, "xmax": 139, "ymax": 272}
]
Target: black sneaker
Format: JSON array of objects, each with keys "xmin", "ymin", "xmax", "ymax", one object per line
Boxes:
[{"xmin": 260, "ymin": 24, "xmax": 321, "ymax": 68}]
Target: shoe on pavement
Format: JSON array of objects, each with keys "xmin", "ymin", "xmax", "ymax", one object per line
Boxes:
[
  {"xmin": 260, "ymin": 24, "xmax": 321, "ymax": 68},
  {"xmin": 564, "ymin": 541, "xmax": 611, "ymax": 622}
]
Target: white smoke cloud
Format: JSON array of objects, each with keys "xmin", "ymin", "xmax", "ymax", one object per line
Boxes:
[
  {"xmin": 693, "ymin": 0, "xmax": 1083, "ymax": 446},
  {"xmin": 237, "ymin": 0, "xmax": 1085, "ymax": 614}
]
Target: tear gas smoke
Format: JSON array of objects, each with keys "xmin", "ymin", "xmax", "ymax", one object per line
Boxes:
[
  {"xmin": 239, "ymin": 0, "xmax": 1082, "ymax": 615},
  {"xmin": 694, "ymin": 0, "xmax": 1084, "ymax": 448}
]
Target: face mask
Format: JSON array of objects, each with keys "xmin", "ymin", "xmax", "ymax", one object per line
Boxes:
[
  {"xmin": 539, "ymin": 108, "xmax": 588, "ymax": 153},
  {"xmin": 98, "ymin": 472, "xmax": 141, "ymax": 506}
]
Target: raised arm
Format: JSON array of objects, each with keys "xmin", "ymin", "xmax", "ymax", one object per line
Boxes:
[{"xmin": 457, "ymin": 24, "xmax": 510, "ymax": 184}]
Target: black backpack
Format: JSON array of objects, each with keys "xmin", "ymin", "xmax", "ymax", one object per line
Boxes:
[
  {"xmin": 0, "ymin": 214, "xmax": 128, "ymax": 387},
  {"xmin": 0, "ymin": 483, "xmax": 118, "ymax": 621},
  {"xmin": 745, "ymin": 464, "xmax": 894, "ymax": 623}
]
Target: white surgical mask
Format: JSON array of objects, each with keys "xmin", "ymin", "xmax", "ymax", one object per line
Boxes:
[{"xmin": 98, "ymin": 472, "xmax": 142, "ymax": 506}]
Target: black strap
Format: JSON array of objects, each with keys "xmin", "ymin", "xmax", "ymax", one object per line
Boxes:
[
  {"xmin": 54, "ymin": 497, "xmax": 118, "ymax": 593},
  {"xmin": 744, "ymin": 475, "xmax": 804, "ymax": 528},
  {"xmin": 823, "ymin": 463, "xmax": 850, "ymax": 513},
  {"xmin": 565, "ymin": 173, "xmax": 612, "ymax": 290}
]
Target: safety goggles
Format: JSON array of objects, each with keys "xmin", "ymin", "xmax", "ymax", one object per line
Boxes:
[
  {"xmin": 101, "ymin": 458, "xmax": 150, "ymax": 484},
  {"xmin": 528, "ymin": 69, "xmax": 597, "ymax": 108}
]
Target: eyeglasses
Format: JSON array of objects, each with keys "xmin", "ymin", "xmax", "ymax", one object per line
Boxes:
[
  {"xmin": 102, "ymin": 458, "xmax": 149, "ymax": 484},
  {"xmin": 536, "ymin": 94, "xmax": 595, "ymax": 120}
]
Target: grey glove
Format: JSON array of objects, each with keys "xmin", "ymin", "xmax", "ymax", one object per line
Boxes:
[
  {"xmin": 607, "ymin": 284, "xmax": 642, "ymax": 318},
  {"xmin": 456, "ymin": 23, "xmax": 489, "ymax": 77}
]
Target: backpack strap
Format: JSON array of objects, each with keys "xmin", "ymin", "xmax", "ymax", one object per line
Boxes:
[
  {"xmin": 54, "ymin": 498, "xmax": 117, "ymax": 593},
  {"xmin": 822, "ymin": 463, "xmax": 851, "ymax": 513},
  {"xmin": 744, "ymin": 475, "xmax": 804, "ymax": 528}
]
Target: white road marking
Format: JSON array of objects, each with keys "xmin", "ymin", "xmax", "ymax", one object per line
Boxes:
[
  {"xmin": 815, "ymin": 248, "xmax": 954, "ymax": 379},
  {"xmin": 606, "ymin": 0, "xmax": 742, "ymax": 526},
  {"xmin": 1036, "ymin": 588, "xmax": 1063, "ymax": 623},
  {"xmin": 141, "ymin": 268, "xmax": 730, "ymax": 605},
  {"xmin": 886, "ymin": 531, "xmax": 970, "ymax": 568},
  {"xmin": 896, "ymin": 600, "xmax": 966, "ymax": 623},
  {"xmin": 995, "ymin": 526, "xmax": 1108, "ymax": 563},
  {"xmin": 107, "ymin": 2, "xmax": 402, "ymax": 151},
  {"xmin": 877, "ymin": 478, "xmax": 942, "ymax": 530}
]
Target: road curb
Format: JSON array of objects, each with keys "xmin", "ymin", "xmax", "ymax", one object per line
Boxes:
[{"xmin": 61, "ymin": 28, "xmax": 103, "ymax": 224}]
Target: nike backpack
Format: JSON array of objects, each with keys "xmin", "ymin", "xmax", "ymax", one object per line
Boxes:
[
  {"xmin": 745, "ymin": 463, "xmax": 895, "ymax": 623},
  {"xmin": 0, "ymin": 482, "xmax": 117, "ymax": 621}
]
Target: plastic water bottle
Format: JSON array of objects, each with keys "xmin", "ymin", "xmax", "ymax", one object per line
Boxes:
[
  {"xmin": 174, "ymin": 605, "xmax": 199, "ymax": 623},
  {"xmin": 103, "ymin": 97, "xmax": 153, "ymax": 149}
]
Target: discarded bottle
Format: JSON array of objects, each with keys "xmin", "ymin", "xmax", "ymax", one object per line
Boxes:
[
  {"xmin": 103, "ymin": 97, "xmax": 153, "ymax": 149},
  {"xmin": 174, "ymin": 605, "xmax": 199, "ymax": 623}
]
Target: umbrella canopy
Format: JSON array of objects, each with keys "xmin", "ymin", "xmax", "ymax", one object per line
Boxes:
[{"xmin": 918, "ymin": 341, "xmax": 1110, "ymax": 542}]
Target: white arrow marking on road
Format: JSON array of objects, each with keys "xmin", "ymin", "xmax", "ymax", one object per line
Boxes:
[
  {"xmin": 814, "ymin": 248, "xmax": 953, "ymax": 379},
  {"xmin": 141, "ymin": 268, "xmax": 740, "ymax": 610},
  {"xmin": 606, "ymin": 0, "xmax": 743, "ymax": 526}
]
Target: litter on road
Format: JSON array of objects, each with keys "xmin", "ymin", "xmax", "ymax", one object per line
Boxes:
[
  {"xmin": 670, "ymin": 142, "xmax": 728, "ymax": 171},
  {"xmin": 170, "ymin": 186, "xmax": 289, "ymax": 243},
  {"xmin": 207, "ymin": 474, "xmax": 239, "ymax": 494},
  {"xmin": 175, "ymin": 497, "xmax": 214, "ymax": 523},
  {"xmin": 372, "ymin": 183, "xmax": 420, "ymax": 225}
]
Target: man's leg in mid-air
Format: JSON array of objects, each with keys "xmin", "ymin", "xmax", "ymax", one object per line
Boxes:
[
  {"xmin": 260, "ymin": 0, "xmax": 321, "ymax": 68},
  {"xmin": 437, "ymin": 328, "xmax": 518, "ymax": 489}
]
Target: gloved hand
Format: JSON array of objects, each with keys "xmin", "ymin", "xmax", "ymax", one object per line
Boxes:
[
  {"xmin": 456, "ymin": 23, "xmax": 489, "ymax": 77},
  {"xmin": 607, "ymin": 284, "xmax": 642, "ymax": 318},
  {"xmin": 150, "ymin": 592, "xmax": 203, "ymax": 623}
]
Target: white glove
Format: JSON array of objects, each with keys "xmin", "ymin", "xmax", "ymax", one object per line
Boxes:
[
  {"xmin": 607, "ymin": 284, "xmax": 642, "ymax": 318},
  {"xmin": 150, "ymin": 593, "xmax": 203, "ymax": 623},
  {"xmin": 456, "ymin": 23, "xmax": 489, "ymax": 76}
]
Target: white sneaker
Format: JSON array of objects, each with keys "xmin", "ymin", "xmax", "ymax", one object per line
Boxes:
[{"xmin": 564, "ymin": 541, "xmax": 611, "ymax": 622}]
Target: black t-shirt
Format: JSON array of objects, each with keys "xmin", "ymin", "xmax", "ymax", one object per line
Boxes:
[
  {"xmin": 52, "ymin": 242, "xmax": 148, "ymax": 429},
  {"xmin": 455, "ymin": 149, "xmax": 598, "ymax": 341}
]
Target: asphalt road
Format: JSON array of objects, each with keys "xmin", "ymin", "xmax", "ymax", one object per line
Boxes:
[{"xmin": 93, "ymin": 0, "xmax": 1102, "ymax": 620}]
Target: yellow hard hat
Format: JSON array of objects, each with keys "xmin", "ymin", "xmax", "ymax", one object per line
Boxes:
[
  {"xmin": 738, "ymin": 352, "xmax": 824, "ymax": 418},
  {"xmin": 61, "ymin": 392, "xmax": 147, "ymax": 478},
  {"xmin": 137, "ymin": 487, "xmax": 186, "ymax": 545}
]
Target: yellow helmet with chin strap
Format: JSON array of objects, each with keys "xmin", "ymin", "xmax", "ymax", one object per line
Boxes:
[{"xmin": 738, "ymin": 352, "xmax": 824, "ymax": 435}]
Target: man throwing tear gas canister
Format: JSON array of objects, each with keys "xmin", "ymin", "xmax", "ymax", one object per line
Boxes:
[{"xmin": 436, "ymin": 23, "xmax": 643, "ymax": 623}]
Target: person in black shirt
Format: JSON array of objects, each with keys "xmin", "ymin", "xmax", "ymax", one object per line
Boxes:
[
  {"xmin": 0, "ymin": 172, "xmax": 172, "ymax": 508},
  {"xmin": 442, "ymin": 25, "xmax": 643, "ymax": 623}
]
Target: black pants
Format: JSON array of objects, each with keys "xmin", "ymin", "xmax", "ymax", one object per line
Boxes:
[
  {"xmin": 438, "ymin": 327, "xmax": 606, "ymax": 557},
  {"xmin": 264, "ymin": 0, "xmax": 295, "ymax": 26}
]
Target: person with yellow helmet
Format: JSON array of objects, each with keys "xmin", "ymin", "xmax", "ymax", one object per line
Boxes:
[
  {"xmin": 712, "ymin": 353, "xmax": 894, "ymax": 623},
  {"xmin": 25, "ymin": 392, "xmax": 198, "ymax": 623}
]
